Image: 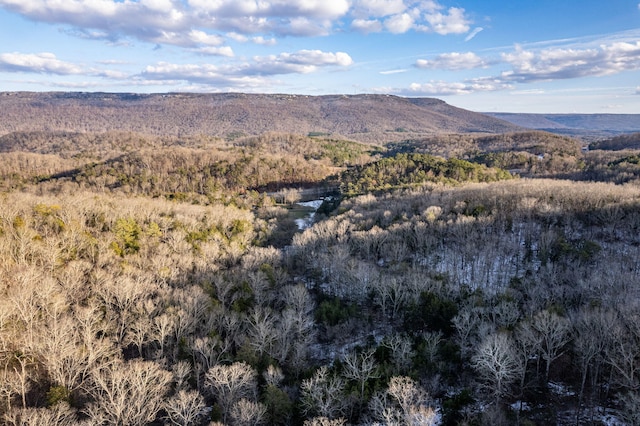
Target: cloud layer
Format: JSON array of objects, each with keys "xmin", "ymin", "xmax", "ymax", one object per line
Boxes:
[
  {"xmin": 1, "ymin": 0, "xmax": 639, "ymax": 100},
  {"xmin": 0, "ymin": 0, "xmax": 473, "ymax": 47},
  {"xmin": 139, "ymin": 50, "xmax": 353, "ymax": 88},
  {"xmin": 408, "ymin": 38, "xmax": 640, "ymax": 96},
  {"xmin": 0, "ymin": 52, "xmax": 83, "ymax": 74},
  {"xmin": 501, "ymin": 42, "xmax": 640, "ymax": 82}
]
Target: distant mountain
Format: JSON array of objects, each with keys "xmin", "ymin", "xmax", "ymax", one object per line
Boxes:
[
  {"xmin": 0, "ymin": 92, "xmax": 522, "ymax": 143},
  {"xmin": 485, "ymin": 112, "xmax": 640, "ymax": 138}
]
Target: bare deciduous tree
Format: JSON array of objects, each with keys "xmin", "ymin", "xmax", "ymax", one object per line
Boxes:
[
  {"xmin": 342, "ymin": 349, "xmax": 379, "ymax": 402},
  {"xmin": 246, "ymin": 307, "xmax": 277, "ymax": 357},
  {"xmin": 303, "ymin": 417, "xmax": 347, "ymax": 426},
  {"xmin": 472, "ymin": 332, "xmax": 521, "ymax": 404},
  {"xmin": 205, "ymin": 362, "xmax": 258, "ymax": 424},
  {"xmin": 84, "ymin": 359, "xmax": 171, "ymax": 426},
  {"xmin": 229, "ymin": 398, "xmax": 267, "ymax": 426},
  {"xmin": 369, "ymin": 376, "xmax": 438, "ymax": 426},
  {"xmin": 571, "ymin": 307, "xmax": 616, "ymax": 418},
  {"xmin": 3, "ymin": 402, "xmax": 78, "ymax": 426},
  {"xmin": 164, "ymin": 389, "xmax": 208, "ymax": 426},
  {"xmin": 300, "ymin": 366, "xmax": 346, "ymax": 419},
  {"xmin": 531, "ymin": 309, "xmax": 571, "ymax": 382},
  {"xmin": 382, "ymin": 334, "xmax": 415, "ymax": 374}
]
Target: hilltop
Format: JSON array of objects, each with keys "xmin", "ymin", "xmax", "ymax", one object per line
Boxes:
[{"xmin": 0, "ymin": 92, "xmax": 521, "ymax": 143}]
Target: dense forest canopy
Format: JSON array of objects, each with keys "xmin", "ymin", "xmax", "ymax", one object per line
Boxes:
[{"xmin": 2, "ymin": 97, "xmax": 640, "ymax": 425}]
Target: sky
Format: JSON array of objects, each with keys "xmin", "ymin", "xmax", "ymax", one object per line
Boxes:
[{"xmin": 0, "ymin": 0, "xmax": 639, "ymax": 113}]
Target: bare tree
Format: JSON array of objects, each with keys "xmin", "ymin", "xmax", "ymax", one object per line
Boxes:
[
  {"xmin": 263, "ymin": 364, "xmax": 284, "ymax": 387},
  {"xmin": 452, "ymin": 306, "xmax": 484, "ymax": 359},
  {"xmin": 300, "ymin": 366, "xmax": 346, "ymax": 419},
  {"xmin": 0, "ymin": 364, "xmax": 23, "ymax": 412},
  {"xmin": 10, "ymin": 352, "xmax": 34, "ymax": 409},
  {"xmin": 3, "ymin": 402, "xmax": 78, "ymax": 426},
  {"xmin": 571, "ymin": 307, "xmax": 616, "ymax": 418},
  {"xmin": 95, "ymin": 274, "xmax": 155, "ymax": 348},
  {"xmin": 472, "ymin": 332, "xmax": 521, "ymax": 404},
  {"xmin": 171, "ymin": 361, "xmax": 193, "ymax": 392},
  {"xmin": 164, "ymin": 389, "xmax": 208, "ymax": 426},
  {"xmin": 152, "ymin": 312, "xmax": 176, "ymax": 359},
  {"xmin": 620, "ymin": 391, "xmax": 640, "ymax": 426},
  {"xmin": 229, "ymin": 398, "xmax": 267, "ymax": 426},
  {"xmin": 342, "ymin": 349, "xmax": 379, "ymax": 402},
  {"xmin": 604, "ymin": 316, "xmax": 640, "ymax": 390},
  {"xmin": 531, "ymin": 309, "xmax": 571, "ymax": 382},
  {"xmin": 84, "ymin": 359, "xmax": 171, "ymax": 426},
  {"xmin": 381, "ymin": 334, "xmax": 415, "ymax": 374},
  {"xmin": 246, "ymin": 307, "xmax": 277, "ymax": 358},
  {"xmin": 368, "ymin": 376, "xmax": 438, "ymax": 426},
  {"xmin": 275, "ymin": 286, "xmax": 315, "ymax": 369},
  {"xmin": 303, "ymin": 417, "xmax": 347, "ymax": 426},
  {"xmin": 205, "ymin": 362, "xmax": 258, "ymax": 424},
  {"xmin": 373, "ymin": 276, "xmax": 408, "ymax": 321},
  {"xmin": 421, "ymin": 331, "xmax": 443, "ymax": 366}
]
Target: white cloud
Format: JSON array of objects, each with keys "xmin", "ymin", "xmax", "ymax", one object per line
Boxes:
[
  {"xmin": 252, "ymin": 36, "xmax": 277, "ymax": 46},
  {"xmin": 187, "ymin": 0, "xmax": 349, "ymax": 19},
  {"xmin": 0, "ymin": 52, "xmax": 84, "ymax": 74},
  {"xmin": 384, "ymin": 13, "xmax": 414, "ymax": 34},
  {"xmin": 0, "ymin": 0, "xmax": 473, "ymax": 48},
  {"xmin": 194, "ymin": 46, "xmax": 235, "ymax": 57},
  {"xmin": 1, "ymin": 0, "xmax": 190, "ymax": 45},
  {"xmin": 416, "ymin": 52, "xmax": 487, "ymax": 70},
  {"xmin": 140, "ymin": 62, "xmax": 270, "ymax": 88},
  {"xmin": 636, "ymin": 86, "xmax": 640, "ymax": 94},
  {"xmin": 501, "ymin": 41, "xmax": 640, "ymax": 82},
  {"xmin": 380, "ymin": 69, "xmax": 407, "ymax": 75},
  {"xmin": 140, "ymin": 0, "xmax": 175, "ymax": 13},
  {"xmin": 226, "ymin": 32, "xmax": 248, "ymax": 43},
  {"xmin": 464, "ymin": 27, "xmax": 483, "ymax": 42},
  {"xmin": 140, "ymin": 49, "xmax": 352, "ymax": 87},
  {"xmin": 406, "ymin": 78, "xmax": 513, "ymax": 96},
  {"xmin": 251, "ymin": 50, "xmax": 353, "ymax": 74},
  {"xmin": 285, "ymin": 17, "xmax": 333, "ymax": 37},
  {"xmin": 425, "ymin": 6, "xmax": 470, "ymax": 35},
  {"xmin": 420, "ymin": 0, "xmax": 442, "ymax": 13},
  {"xmin": 188, "ymin": 30, "xmax": 224, "ymax": 46},
  {"xmin": 227, "ymin": 33, "xmax": 276, "ymax": 45},
  {"xmin": 351, "ymin": 18, "xmax": 383, "ymax": 33},
  {"xmin": 96, "ymin": 69, "xmax": 129, "ymax": 79},
  {"xmin": 351, "ymin": 0, "xmax": 406, "ymax": 18}
]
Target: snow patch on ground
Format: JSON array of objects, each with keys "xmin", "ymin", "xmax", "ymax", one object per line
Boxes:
[
  {"xmin": 295, "ymin": 199, "xmax": 324, "ymax": 230},
  {"xmin": 600, "ymin": 412, "xmax": 627, "ymax": 426},
  {"xmin": 548, "ymin": 381, "xmax": 576, "ymax": 397},
  {"xmin": 510, "ymin": 401, "xmax": 532, "ymax": 411},
  {"xmin": 298, "ymin": 199, "xmax": 324, "ymax": 209}
]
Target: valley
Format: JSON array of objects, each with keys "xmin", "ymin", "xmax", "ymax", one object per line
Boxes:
[{"xmin": 1, "ymin": 92, "xmax": 640, "ymax": 425}]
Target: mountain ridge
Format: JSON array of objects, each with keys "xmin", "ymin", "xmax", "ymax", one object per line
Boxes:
[
  {"xmin": 0, "ymin": 92, "xmax": 522, "ymax": 143},
  {"xmin": 485, "ymin": 112, "xmax": 640, "ymax": 138}
]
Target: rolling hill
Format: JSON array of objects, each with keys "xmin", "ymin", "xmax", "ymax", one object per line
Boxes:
[
  {"xmin": 0, "ymin": 92, "xmax": 522, "ymax": 143},
  {"xmin": 485, "ymin": 112, "xmax": 640, "ymax": 139}
]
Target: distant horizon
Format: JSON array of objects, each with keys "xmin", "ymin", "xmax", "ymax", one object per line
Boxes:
[
  {"xmin": 1, "ymin": 1, "xmax": 639, "ymax": 114},
  {"xmin": 2, "ymin": 89, "xmax": 640, "ymax": 116}
]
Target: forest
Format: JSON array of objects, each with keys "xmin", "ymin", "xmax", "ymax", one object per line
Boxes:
[{"xmin": 1, "ymin": 125, "xmax": 640, "ymax": 425}]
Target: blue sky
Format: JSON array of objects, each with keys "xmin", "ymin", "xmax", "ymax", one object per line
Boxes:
[{"xmin": 0, "ymin": 0, "xmax": 639, "ymax": 113}]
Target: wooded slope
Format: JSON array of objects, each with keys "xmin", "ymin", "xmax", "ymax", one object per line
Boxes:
[{"xmin": 0, "ymin": 92, "xmax": 522, "ymax": 143}]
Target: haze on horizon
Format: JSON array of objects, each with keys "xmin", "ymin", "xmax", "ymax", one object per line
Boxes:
[{"xmin": 0, "ymin": 0, "xmax": 639, "ymax": 114}]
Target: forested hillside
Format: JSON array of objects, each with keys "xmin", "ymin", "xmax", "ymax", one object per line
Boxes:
[
  {"xmin": 0, "ymin": 92, "xmax": 522, "ymax": 143},
  {"xmin": 1, "ymin": 96, "xmax": 640, "ymax": 425}
]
